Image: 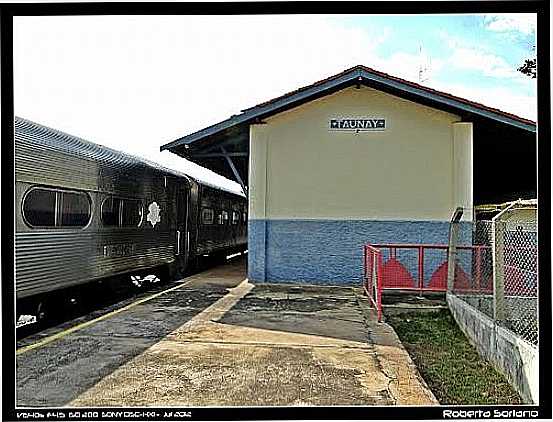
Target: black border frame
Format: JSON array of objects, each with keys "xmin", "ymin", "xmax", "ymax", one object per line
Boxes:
[{"xmin": 1, "ymin": 2, "xmax": 550, "ymax": 421}]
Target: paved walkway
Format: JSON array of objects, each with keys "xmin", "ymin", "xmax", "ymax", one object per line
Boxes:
[{"xmin": 17, "ymin": 257, "xmax": 437, "ymax": 407}]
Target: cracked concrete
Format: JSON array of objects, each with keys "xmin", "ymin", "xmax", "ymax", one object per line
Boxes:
[
  {"xmin": 354, "ymin": 291, "xmax": 439, "ymax": 406},
  {"xmin": 18, "ymin": 257, "xmax": 437, "ymax": 407}
]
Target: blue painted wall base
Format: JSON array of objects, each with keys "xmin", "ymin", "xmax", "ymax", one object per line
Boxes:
[{"xmin": 248, "ymin": 219, "xmax": 471, "ymax": 285}]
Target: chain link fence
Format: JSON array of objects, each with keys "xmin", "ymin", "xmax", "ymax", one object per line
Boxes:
[
  {"xmin": 451, "ymin": 220, "xmax": 494, "ymax": 318},
  {"xmin": 502, "ymin": 223, "xmax": 538, "ymax": 344},
  {"xmin": 449, "ymin": 201, "xmax": 538, "ymax": 346}
]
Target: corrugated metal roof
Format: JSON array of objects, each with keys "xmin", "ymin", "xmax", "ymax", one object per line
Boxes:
[
  {"xmin": 161, "ymin": 64, "xmax": 536, "ymax": 152},
  {"xmin": 475, "ymin": 198, "xmax": 538, "ymax": 212}
]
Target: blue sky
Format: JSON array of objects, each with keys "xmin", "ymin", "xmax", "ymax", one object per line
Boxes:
[
  {"xmin": 351, "ymin": 14, "xmax": 534, "ymax": 60},
  {"xmin": 14, "ymin": 14, "xmax": 537, "ymax": 191},
  {"xmin": 338, "ymin": 14, "xmax": 536, "ymax": 103}
]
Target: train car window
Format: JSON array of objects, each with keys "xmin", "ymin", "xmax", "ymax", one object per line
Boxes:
[
  {"xmin": 23, "ymin": 187, "xmax": 91, "ymax": 228},
  {"xmin": 101, "ymin": 197, "xmax": 120, "ymax": 226},
  {"xmin": 202, "ymin": 208, "xmax": 214, "ymax": 225},
  {"xmin": 232, "ymin": 211, "xmax": 240, "ymax": 225},
  {"xmin": 242, "ymin": 212, "xmax": 247, "ymax": 223},
  {"xmin": 121, "ymin": 199, "xmax": 143, "ymax": 227},
  {"xmin": 23, "ymin": 188, "xmax": 56, "ymax": 227},
  {"xmin": 222, "ymin": 210, "xmax": 229, "ymax": 224},
  {"xmin": 217, "ymin": 212, "xmax": 224, "ymax": 225},
  {"xmin": 60, "ymin": 191, "xmax": 91, "ymax": 227}
]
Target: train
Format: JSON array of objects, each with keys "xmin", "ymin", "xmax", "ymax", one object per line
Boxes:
[{"xmin": 15, "ymin": 117, "xmax": 247, "ymax": 326}]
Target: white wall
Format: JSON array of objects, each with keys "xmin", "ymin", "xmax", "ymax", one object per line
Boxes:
[{"xmin": 250, "ymin": 86, "xmax": 471, "ymax": 221}]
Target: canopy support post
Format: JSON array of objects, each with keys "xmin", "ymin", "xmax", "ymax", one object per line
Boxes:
[{"xmin": 221, "ymin": 146, "xmax": 247, "ymax": 196}]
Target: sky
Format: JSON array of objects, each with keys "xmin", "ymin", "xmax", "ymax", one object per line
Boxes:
[{"xmin": 13, "ymin": 13, "xmax": 537, "ymax": 193}]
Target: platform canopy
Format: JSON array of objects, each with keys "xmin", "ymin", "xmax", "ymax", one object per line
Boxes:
[{"xmin": 160, "ymin": 65, "xmax": 536, "ymax": 198}]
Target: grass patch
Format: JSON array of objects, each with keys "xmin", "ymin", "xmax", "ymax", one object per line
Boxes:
[{"xmin": 387, "ymin": 309, "xmax": 522, "ymax": 405}]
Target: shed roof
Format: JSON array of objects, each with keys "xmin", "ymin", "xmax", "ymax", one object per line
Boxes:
[
  {"xmin": 475, "ymin": 198, "xmax": 537, "ymax": 213},
  {"xmin": 161, "ymin": 65, "xmax": 537, "ymax": 187},
  {"xmin": 162, "ymin": 64, "xmax": 535, "ymax": 151}
]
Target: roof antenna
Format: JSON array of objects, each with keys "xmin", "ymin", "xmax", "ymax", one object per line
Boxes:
[{"xmin": 418, "ymin": 43, "xmax": 431, "ymax": 83}]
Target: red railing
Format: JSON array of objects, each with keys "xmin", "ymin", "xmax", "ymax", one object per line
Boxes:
[
  {"xmin": 363, "ymin": 245, "xmax": 383, "ymax": 322},
  {"xmin": 363, "ymin": 243, "xmax": 489, "ymax": 322}
]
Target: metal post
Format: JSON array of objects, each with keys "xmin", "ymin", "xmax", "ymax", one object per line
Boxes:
[
  {"xmin": 221, "ymin": 146, "xmax": 248, "ymax": 195},
  {"xmin": 490, "ymin": 200, "xmax": 520, "ymax": 323},
  {"xmin": 447, "ymin": 223, "xmax": 459, "ymax": 291},
  {"xmin": 419, "ymin": 246, "xmax": 424, "ymax": 295},
  {"xmin": 447, "ymin": 208, "xmax": 464, "ymax": 292},
  {"xmin": 492, "ymin": 220, "xmax": 506, "ymax": 322},
  {"xmin": 363, "ymin": 245, "xmax": 368, "ymax": 292},
  {"xmin": 372, "ymin": 252, "xmax": 377, "ymax": 305},
  {"xmin": 377, "ymin": 251, "xmax": 383, "ymax": 322}
]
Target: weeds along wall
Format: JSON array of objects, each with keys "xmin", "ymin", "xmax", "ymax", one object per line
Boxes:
[{"xmin": 447, "ymin": 205, "xmax": 538, "ymax": 403}]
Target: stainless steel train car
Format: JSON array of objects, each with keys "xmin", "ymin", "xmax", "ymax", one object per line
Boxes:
[{"xmin": 15, "ymin": 117, "xmax": 247, "ymax": 323}]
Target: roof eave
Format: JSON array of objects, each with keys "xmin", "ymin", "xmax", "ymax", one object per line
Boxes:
[
  {"xmin": 160, "ymin": 70, "xmax": 362, "ymax": 152},
  {"xmin": 161, "ymin": 68, "xmax": 536, "ymax": 151}
]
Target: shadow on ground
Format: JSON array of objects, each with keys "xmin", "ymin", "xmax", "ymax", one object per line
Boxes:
[
  {"xmin": 16, "ymin": 258, "xmax": 246, "ymax": 407},
  {"xmin": 219, "ymin": 284, "xmax": 370, "ymax": 344}
]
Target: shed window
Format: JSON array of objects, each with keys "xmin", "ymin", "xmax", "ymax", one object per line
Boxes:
[
  {"xmin": 23, "ymin": 187, "xmax": 91, "ymax": 228},
  {"xmin": 202, "ymin": 208, "xmax": 214, "ymax": 225}
]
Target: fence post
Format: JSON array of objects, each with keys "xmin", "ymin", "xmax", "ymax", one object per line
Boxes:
[
  {"xmin": 447, "ymin": 222, "xmax": 459, "ymax": 292},
  {"xmin": 419, "ymin": 246, "xmax": 424, "ymax": 296},
  {"xmin": 492, "ymin": 220, "xmax": 506, "ymax": 322}
]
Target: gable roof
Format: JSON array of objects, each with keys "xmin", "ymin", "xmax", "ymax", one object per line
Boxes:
[{"xmin": 161, "ymin": 64, "xmax": 536, "ymax": 152}]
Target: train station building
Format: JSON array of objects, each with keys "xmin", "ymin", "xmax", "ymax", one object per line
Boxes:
[{"xmin": 161, "ymin": 65, "xmax": 536, "ymax": 285}]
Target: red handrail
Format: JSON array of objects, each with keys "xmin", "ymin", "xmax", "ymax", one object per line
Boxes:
[
  {"xmin": 363, "ymin": 245, "xmax": 383, "ymax": 321},
  {"xmin": 363, "ymin": 242, "xmax": 489, "ymax": 322},
  {"xmin": 369, "ymin": 243, "xmax": 490, "ymax": 250}
]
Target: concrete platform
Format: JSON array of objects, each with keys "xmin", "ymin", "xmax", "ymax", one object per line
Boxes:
[{"xmin": 16, "ymin": 257, "xmax": 437, "ymax": 407}]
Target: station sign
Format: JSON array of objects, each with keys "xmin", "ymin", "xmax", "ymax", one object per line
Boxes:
[{"xmin": 329, "ymin": 118, "xmax": 386, "ymax": 132}]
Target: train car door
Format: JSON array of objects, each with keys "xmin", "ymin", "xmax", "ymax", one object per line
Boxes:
[{"xmin": 175, "ymin": 185, "xmax": 190, "ymax": 274}]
